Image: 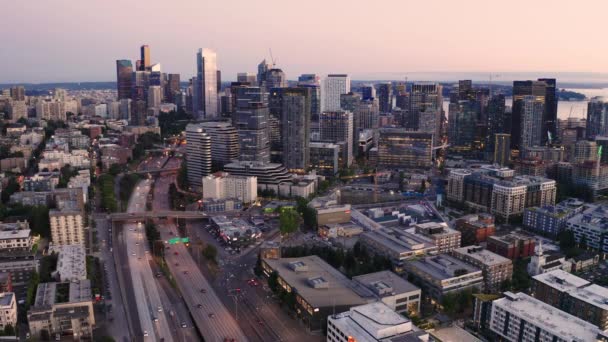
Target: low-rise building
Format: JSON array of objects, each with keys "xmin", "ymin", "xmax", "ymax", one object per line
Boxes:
[
  {"xmin": 566, "ymin": 203, "xmax": 608, "ymax": 253},
  {"xmin": 454, "ymin": 213, "xmax": 496, "ymax": 246},
  {"xmin": 260, "ymin": 255, "xmax": 375, "ymax": 332},
  {"xmin": 202, "ymin": 172, "xmax": 258, "ymax": 204},
  {"xmin": 209, "ymin": 216, "xmax": 261, "ymax": 247},
  {"xmin": 486, "ymin": 230, "xmax": 535, "ymax": 260},
  {"xmin": 51, "ymin": 245, "xmax": 87, "ymax": 282},
  {"xmin": 489, "ymin": 292, "xmax": 608, "ymax": 342},
  {"xmin": 327, "ymin": 302, "xmax": 428, "ymax": 342},
  {"xmin": 0, "ymin": 292, "xmax": 17, "ymax": 331},
  {"xmin": 404, "ymin": 254, "xmax": 483, "ymax": 300},
  {"xmin": 201, "ymin": 198, "xmax": 243, "ymax": 213},
  {"xmin": 527, "ymin": 242, "xmax": 571, "ymax": 276},
  {"xmin": 27, "ymin": 280, "xmax": 95, "ymax": 339},
  {"xmin": 0, "ymin": 254, "xmax": 38, "ymax": 300},
  {"xmin": 0, "ymin": 221, "xmax": 33, "ymax": 252},
  {"xmin": 523, "ymin": 198, "xmax": 586, "ymax": 238},
  {"xmin": 23, "ymin": 172, "xmax": 60, "ymax": 192},
  {"xmin": 49, "ymin": 210, "xmax": 86, "ymax": 247},
  {"xmin": 352, "ymin": 271, "xmax": 421, "ymax": 315},
  {"xmin": 414, "ymin": 222, "xmax": 461, "ymax": 253},
  {"xmin": 451, "ymin": 246, "xmax": 513, "ymax": 293}
]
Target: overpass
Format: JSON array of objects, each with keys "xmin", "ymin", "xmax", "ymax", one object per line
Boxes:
[
  {"xmin": 110, "ymin": 210, "xmax": 208, "ymax": 222},
  {"xmin": 129, "ymin": 167, "xmax": 180, "ymax": 175}
]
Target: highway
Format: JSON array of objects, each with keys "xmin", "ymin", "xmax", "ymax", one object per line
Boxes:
[
  {"xmin": 123, "ymin": 179, "xmax": 175, "ymax": 342},
  {"xmin": 153, "ymin": 174, "xmax": 249, "ymax": 342}
]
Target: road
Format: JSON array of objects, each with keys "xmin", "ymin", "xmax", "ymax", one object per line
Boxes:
[
  {"xmin": 153, "ymin": 174, "xmax": 249, "ymax": 342},
  {"xmin": 123, "ymin": 179, "xmax": 175, "ymax": 342}
]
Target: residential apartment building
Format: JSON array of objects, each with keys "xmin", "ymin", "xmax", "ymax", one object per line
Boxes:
[
  {"xmin": 566, "ymin": 203, "xmax": 608, "ymax": 254},
  {"xmin": 0, "ymin": 293, "xmax": 17, "ymax": 331},
  {"xmin": 352, "ymin": 271, "xmax": 421, "ymax": 315},
  {"xmin": 487, "ymin": 231, "xmax": 535, "ymax": 260},
  {"xmin": 49, "ymin": 210, "xmax": 86, "ymax": 247},
  {"xmin": 202, "ymin": 172, "xmax": 258, "ymax": 204},
  {"xmin": 414, "ymin": 222, "xmax": 461, "ymax": 253},
  {"xmin": 452, "ymin": 246, "xmax": 513, "ymax": 293},
  {"xmin": 523, "ymin": 198, "xmax": 586, "ymax": 238},
  {"xmin": 454, "ymin": 213, "xmax": 496, "ymax": 246}
]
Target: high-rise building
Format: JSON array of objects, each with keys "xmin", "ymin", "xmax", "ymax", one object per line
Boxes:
[
  {"xmin": 539, "ymin": 78, "xmax": 557, "ymax": 145},
  {"xmin": 195, "ymin": 48, "xmax": 218, "ymax": 118},
  {"xmin": 408, "ymin": 82, "xmax": 443, "ymax": 130},
  {"xmin": 586, "ymin": 97, "xmax": 608, "ymax": 139},
  {"xmin": 361, "ymin": 84, "xmax": 376, "ymax": 101},
  {"xmin": 10, "ymin": 86, "xmax": 25, "ymax": 101},
  {"xmin": 320, "ymin": 111, "xmax": 353, "ymax": 167},
  {"xmin": 233, "ymin": 88, "xmax": 270, "ymax": 163},
  {"xmin": 198, "ymin": 122, "xmax": 240, "ymax": 169},
  {"xmin": 280, "ymin": 88, "xmax": 311, "ymax": 172},
  {"xmin": 494, "ymin": 133, "xmax": 511, "ymax": 166},
  {"xmin": 49, "ymin": 210, "xmax": 85, "ymax": 247},
  {"xmin": 147, "ymin": 85, "xmax": 162, "ymax": 109},
  {"xmin": 520, "ymin": 95, "xmax": 544, "ymax": 149},
  {"xmin": 448, "ymin": 100, "xmax": 477, "ymax": 148},
  {"xmin": 297, "ymin": 74, "xmax": 321, "ymax": 121},
  {"xmin": 257, "ymin": 59, "xmax": 271, "ymax": 88},
  {"xmin": 511, "ymin": 80, "xmax": 548, "ymax": 149},
  {"xmin": 165, "ymin": 74, "xmax": 180, "ymax": 104},
  {"xmin": 322, "ymin": 74, "xmax": 351, "ymax": 112},
  {"xmin": 485, "ymin": 94, "xmax": 507, "ymax": 154},
  {"xmin": 353, "ymin": 99, "xmax": 379, "ymax": 157},
  {"xmin": 377, "ymin": 128, "xmax": 433, "ymax": 169},
  {"xmin": 115, "ymin": 60, "xmax": 133, "ymax": 100},
  {"xmin": 185, "ymin": 124, "xmax": 212, "ymax": 189},
  {"xmin": 140, "ymin": 45, "xmax": 150, "ymax": 71},
  {"xmin": 266, "ymin": 69, "xmax": 287, "ymax": 88},
  {"xmin": 377, "ymin": 82, "xmax": 392, "ymax": 113},
  {"xmin": 237, "ymin": 72, "xmax": 257, "ymax": 85}
]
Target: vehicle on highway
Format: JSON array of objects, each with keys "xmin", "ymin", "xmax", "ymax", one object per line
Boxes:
[
  {"xmin": 157, "ymin": 306, "xmax": 163, "ymax": 312},
  {"xmin": 131, "ymin": 252, "xmax": 136, "ymax": 256},
  {"xmin": 208, "ymin": 313, "xmax": 215, "ymax": 318},
  {"xmin": 197, "ymin": 304, "xmax": 202, "ymax": 308},
  {"xmin": 143, "ymin": 331, "xmax": 149, "ymax": 337},
  {"xmin": 183, "ymin": 270, "xmax": 189, "ymax": 274},
  {"xmin": 181, "ymin": 322, "xmax": 187, "ymax": 328},
  {"xmin": 153, "ymin": 316, "xmax": 158, "ymax": 322},
  {"xmin": 200, "ymin": 288, "xmax": 207, "ymax": 293},
  {"xmin": 174, "ymin": 252, "xmax": 178, "ymax": 255},
  {"xmin": 175, "ymin": 262, "xmax": 179, "ymax": 266}
]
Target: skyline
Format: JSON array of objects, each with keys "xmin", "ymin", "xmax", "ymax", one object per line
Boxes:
[{"xmin": 3, "ymin": 0, "xmax": 608, "ymax": 83}]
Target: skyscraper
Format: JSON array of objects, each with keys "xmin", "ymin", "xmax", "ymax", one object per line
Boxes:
[
  {"xmin": 322, "ymin": 74, "xmax": 351, "ymax": 112},
  {"xmin": 539, "ymin": 78, "xmax": 557, "ymax": 145},
  {"xmin": 281, "ymin": 88, "xmax": 312, "ymax": 172},
  {"xmin": 147, "ymin": 85, "xmax": 162, "ymax": 109},
  {"xmin": 320, "ymin": 111, "xmax": 353, "ymax": 167},
  {"xmin": 298, "ymin": 74, "xmax": 321, "ymax": 121},
  {"xmin": 511, "ymin": 80, "xmax": 548, "ymax": 149},
  {"xmin": 377, "ymin": 129, "xmax": 433, "ymax": 169},
  {"xmin": 266, "ymin": 69, "xmax": 287, "ymax": 88},
  {"xmin": 115, "ymin": 60, "xmax": 133, "ymax": 100},
  {"xmin": 199, "ymin": 121, "xmax": 240, "ymax": 169},
  {"xmin": 448, "ymin": 100, "xmax": 477, "ymax": 148},
  {"xmin": 485, "ymin": 94, "xmax": 507, "ymax": 155},
  {"xmin": 166, "ymin": 74, "xmax": 181, "ymax": 104},
  {"xmin": 494, "ymin": 133, "xmax": 511, "ymax": 166},
  {"xmin": 408, "ymin": 82, "xmax": 443, "ymax": 130},
  {"xmin": 195, "ymin": 48, "xmax": 219, "ymax": 118},
  {"xmin": 237, "ymin": 72, "xmax": 257, "ymax": 85},
  {"xmin": 140, "ymin": 45, "xmax": 150, "ymax": 71},
  {"xmin": 520, "ymin": 95, "xmax": 544, "ymax": 149},
  {"xmin": 353, "ymin": 99, "xmax": 379, "ymax": 157},
  {"xmin": 233, "ymin": 87, "xmax": 270, "ymax": 163},
  {"xmin": 257, "ymin": 59, "xmax": 271, "ymax": 88},
  {"xmin": 587, "ymin": 97, "xmax": 608, "ymax": 139},
  {"xmin": 185, "ymin": 124, "xmax": 212, "ymax": 190},
  {"xmin": 361, "ymin": 84, "xmax": 376, "ymax": 101},
  {"xmin": 377, "ymin": 82, "xmax": 392, "ymax": 113}
]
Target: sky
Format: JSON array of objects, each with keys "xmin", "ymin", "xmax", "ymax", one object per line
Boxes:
[{"xmin": 2, "ymin": 0, "xmax": 608, "ymax": 83}]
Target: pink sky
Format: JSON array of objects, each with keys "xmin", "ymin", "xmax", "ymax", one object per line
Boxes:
[{"xmin": 2, "ymin": 0, "xmax": 607, "ymax": 83}]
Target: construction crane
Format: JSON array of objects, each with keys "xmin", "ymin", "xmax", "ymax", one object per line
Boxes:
[
  {"xmin": 268, "ymin": 48, "xmax": 276, "ymax": 67},
  {"xmin": 339, "ymin": 170, "xmax": 392, "ymax": 202}
]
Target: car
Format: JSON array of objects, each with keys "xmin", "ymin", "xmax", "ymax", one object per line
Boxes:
[
  {"xmin": 131, "ymin": 252, "xmax": 136, "ymax": 256},
  {"xmin": 174, "ymin": 252, "xmax": 178, "ymax": 255},
  {"xmin": 208, "ymin": 313, "xmax": 215, "ymax": 318},
  {"xmin": 200, "ymin": 288, "xmax": 207, "ymax": 293},
  {"xmin": 153, "ymin": 316, "xmax": 158, "ymax": 322},
  {"xmin": 135, "ymin": 242, "xmax": 139, "ymax": 246},
  {"xmin": 197, "ymin": 304, "xmax": 202, "ymax": 308},
  {"xmin": 183, "ymin": 271, "xmax": 189, "ymax": 274},
  {"xmin": 155, "ymin": 273, "xmax": 162, "ymax": 278},
  {"xmin": 143, "ymin": 331, "xmax": 149, "ymax": 337},
  {"xmin": 157, "ymin": 306, "xmax": 162, "ymax": 312},
  {"xmin": 181, "ymin": 322, "xmax": 187, "ymax": 328},
  {"xmin": 175, "ymin": 263, "xmax": 179, "ymax": 266}
]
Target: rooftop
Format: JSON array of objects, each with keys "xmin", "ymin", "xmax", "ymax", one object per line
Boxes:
[
  {"xmin": 329, "ymin": 302, "xmax": 414, "ymax": 341},
  {"xmin": 263, "ymin": 255, "xmax": 374, "ymax": 308},
  {"xmin": 494, "ymin": 292, "xmax": 606, "ymax": 342},
  {"xmin": 353, "ymin": 271, "xmax": 420, "ymax": 298},
  {"xmin": 452, "ymin": 246, "xmax": 512, "ymax": 266},
  {"xmin": 0, "ymin": 292, "xmax": 14, "ymax": 307},
  {"xmin": 361, "ymin": 227, "xmax": 437, "ymax": 258},
  {"xmin": 570, "ymin": 284, "xmax": 608, "ymax": 312},
  {"xmin": 53, "ymin": 245, "xmax": 87, "ymax": 282},
  {"xmin": 407, "ymin": 254, "xmax": 482, "ymax": 281},
  {"xmin": 533, "ymin": 269, "xmax": 590, "ymax": 293}
]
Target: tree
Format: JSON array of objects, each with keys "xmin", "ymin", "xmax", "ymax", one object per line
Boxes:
[
  {"xmin": 202, "ymin": 244, "xmax": 218, "ymax": 262},
  {"xmin": 108, "ymin": 163, "xmax": 123, "ymax": 176},
  {"xmin": 28, "ymin": 206, "xmax": 50, "ymax": 238},
  {"xmin": 296, "ymin": 197, "xmax": 317, "ymax": 231},
  {"xmin": 579, "ymin": 234, "xmax": 588, "ymax": 250},
  {"xmin": 268, "ymin": 271, "xmax": 279, "ymax": 292},
  {"xmin": 279, "ymin": 209, "xmax": 299, "ymax": 236},
  {"xmin": 0, "ymin": 177, "xmax": 20, "ymax": 204},
  {"xmin": 559, "ymin": 230, "xmax": 577, "ymax": 251},
  {"xmin": 3, "ymin": 324, "xmax": 14, "ymax": 336}
]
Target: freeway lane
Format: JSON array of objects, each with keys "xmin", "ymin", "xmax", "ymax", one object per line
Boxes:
[{"xmin": 153, "ymin": 175, "xmax": 248, "ymax": 342}]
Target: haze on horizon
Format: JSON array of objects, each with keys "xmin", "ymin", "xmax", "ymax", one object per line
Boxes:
[{"xmin": 2, "ymin": 0, "xmax": 607, "ymax": 83}]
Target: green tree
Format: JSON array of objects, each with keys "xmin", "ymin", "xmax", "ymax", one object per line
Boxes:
[
  {"xmin": 28, "ymin": 206, "xmax": 50, "ymax": 238},
  {"xmin": 559, "ymin": 230, "xmax": 576, "ymax": 251},
  {"xmin": 0, "ymin": 177, "xmax": 20, "ymax": 204},
  {"xmin": 268, "ymin": 271, "xmax": 279, "ymax": 292},
  {"xmin": 3, "ymin": 324, "xmax": 14, "ymax": 336},
  {"xmin": 202, "ymin": 244, "xmax": 218, "ymax": 262},
  {"xmin": 279, "ymin": 209, "xmax": 300, "ymax": 236}
]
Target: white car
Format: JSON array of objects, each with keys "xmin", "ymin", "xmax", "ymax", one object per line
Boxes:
[
  {"xmin": 143, "ymin": 331, "xmax": 149, "ymax": 337},
  {"xmin": 157, "ymin": 306, "xmax": 163, "ymax": 312}
]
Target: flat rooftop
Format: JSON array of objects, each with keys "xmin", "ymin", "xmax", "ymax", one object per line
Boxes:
[
  {"xmin": 533, "ymin": 269, "xmax": 590, "ymax": 293},
  {"xmin": 0, "ymin": 292, "xmax": 14, "ymax": 307},
  {"xmin": 0, "ymin": 228, "xmax": 31, "ymax": 241},
  {"xmin": 54, "ymin": 245, "xmax": 87, "ymax": 281},
  {"xmin": 570, "ymin": 284, "xmax": 608, "ymax": 312},
  {"xmin": 263, "ymin": 255, "xmax": 374, "ymax": 308},
  {"xmin": 361, "ymin": 227, "xmax": 437, "ymax": 257},
  {"xmin": 353, "ymin": 271, "xmax": 420, "ymax": 297},
  {"xmin": 494, "ymin": 292, "xmax": 606, "ymax": 342},
  {"xmin": 407, "ymin": 254, "xmax": 481, "ymax": 281},
  {"xmin": 453, "ymin": 246, "xmax": 512, "ymax": 266}
]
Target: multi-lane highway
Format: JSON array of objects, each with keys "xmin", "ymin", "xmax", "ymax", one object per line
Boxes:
[
  {"xmin": 153, "ymin": 174, "xmax": 249, "ymax": 342},
  {"xmin": 122, "ymin": 179, "xmax": 175, "ymax": 342}
]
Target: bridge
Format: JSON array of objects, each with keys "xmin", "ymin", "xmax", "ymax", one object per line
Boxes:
[
  {"xmin": 129, "ymin": 167, "xmax": 180, "ymax": 175},
  {"xmin": 109, "ymin": 210, "xmax": 208, "ymax": 221}
]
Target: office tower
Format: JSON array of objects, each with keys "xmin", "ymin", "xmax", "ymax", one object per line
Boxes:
[
  {"xmin": 511, "ymin": 80, "xmax": 548, "ymax": 149},
  {"xmin": 281, "ymin": 88, "xmax": 312, "ymax": 172},
  {"xmin": 354, "ymin": 99, "xmax": 379, "ymax": 144},
  {"xmin": 198, "ymin": 122, "xmax": 240, "ymax": 169},
  {"xmin": 395, "ymin": 91, "xmax": 410, "ymax": 112},
  {"xmin": 340, "ymin": 92, "xmax": 361, "ymax": 112},
  {"xmin": 220, "ymin": 91, "xmax": 233, "ymax": 116},
  {"xmin": 166, "ymin": 74, "xmax": 180, "ymax": 104},
  {"xmin": 195, "ymin": 48, "xmax": 219, "ymax": 118},
  {"xmin": 10, "ymin": 86, "xmax": 25, "ymax": 101},
  {"xmin": 485, "ymin": 94, "xmax": 507, "ymax": 155},
  {"xmin": 320, "ymin": 111, "xmax": 353, "ymax": 167},
  {"xmin": 322, "ymin": 74, "xmax": 351, "ymax": 112},
  {"xmin": 119, "ymin": 99, "xmax": 131, "ymax": 121},
  {"xmin": 297, "ymin": 74, "xmax": 321, "ymax": 121},
  {"xmin": 361, "ymin": 84, "xmax": 375, "ymax": 101},
  {"xmin": 448, "ymin": 100, "xmax": 477, "ymax": 148},
  {"xmin": 377, "ymin": 129, "xmax": 433, "ymax": 169},
  {"xmin": 520, "ymin": 95, "xmax": 544, "ymax": 149},
  {"xmin": 494, "ymin": 133, "xmax": 511, "ymax": 166},
  {"xmin": 237, "ymin": 72, "xmax": 257, "ymax": 85},
  {"xmin": 115, "ymin": 60, "xmax": 133, "ymax": 101},
  {"xmin": 539, "ymin": 78, "xmax": 557, "ymax": 144},
  {"xmin": 140, "ymin": 45, "xmax": 150, "ymax": 71},
  {"xmin": 257, "ymin": 59, "xmax": 271, "ymax": 87},
  {"xmin": 408, "ymin": 82, "xmax": 443, "ymax": 130},
  {"xmin": 147, "ymin": 85, "xmax": 162, "ymax": 109},
  {"xmin": 130, "ymin": 101, "xmax": 147, "ymax": 126},
  {"xmin": 217, "ymin": 70, "xmax": 222, "ymax": 93},
  {"xmin": 586, "ymin": 97, "xmax": 608, "ymax": 139},
  {"xmin": 233, "ymin": 86, "xmax": 270, "ymax": 163},
  {"xmin": 131, "ymin": 70, "xmax": 149, "ymax": 101},
  {"xmin": 377, "ymin": 82, "xmax": 392, "ymax": 113},
  {"xmin": 185, "ymin": 123, "xmax": 212, "ymax": 189},
  {"xmin": 266, "ymin": 69, "xmax": 287, "ymax": 88}
]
